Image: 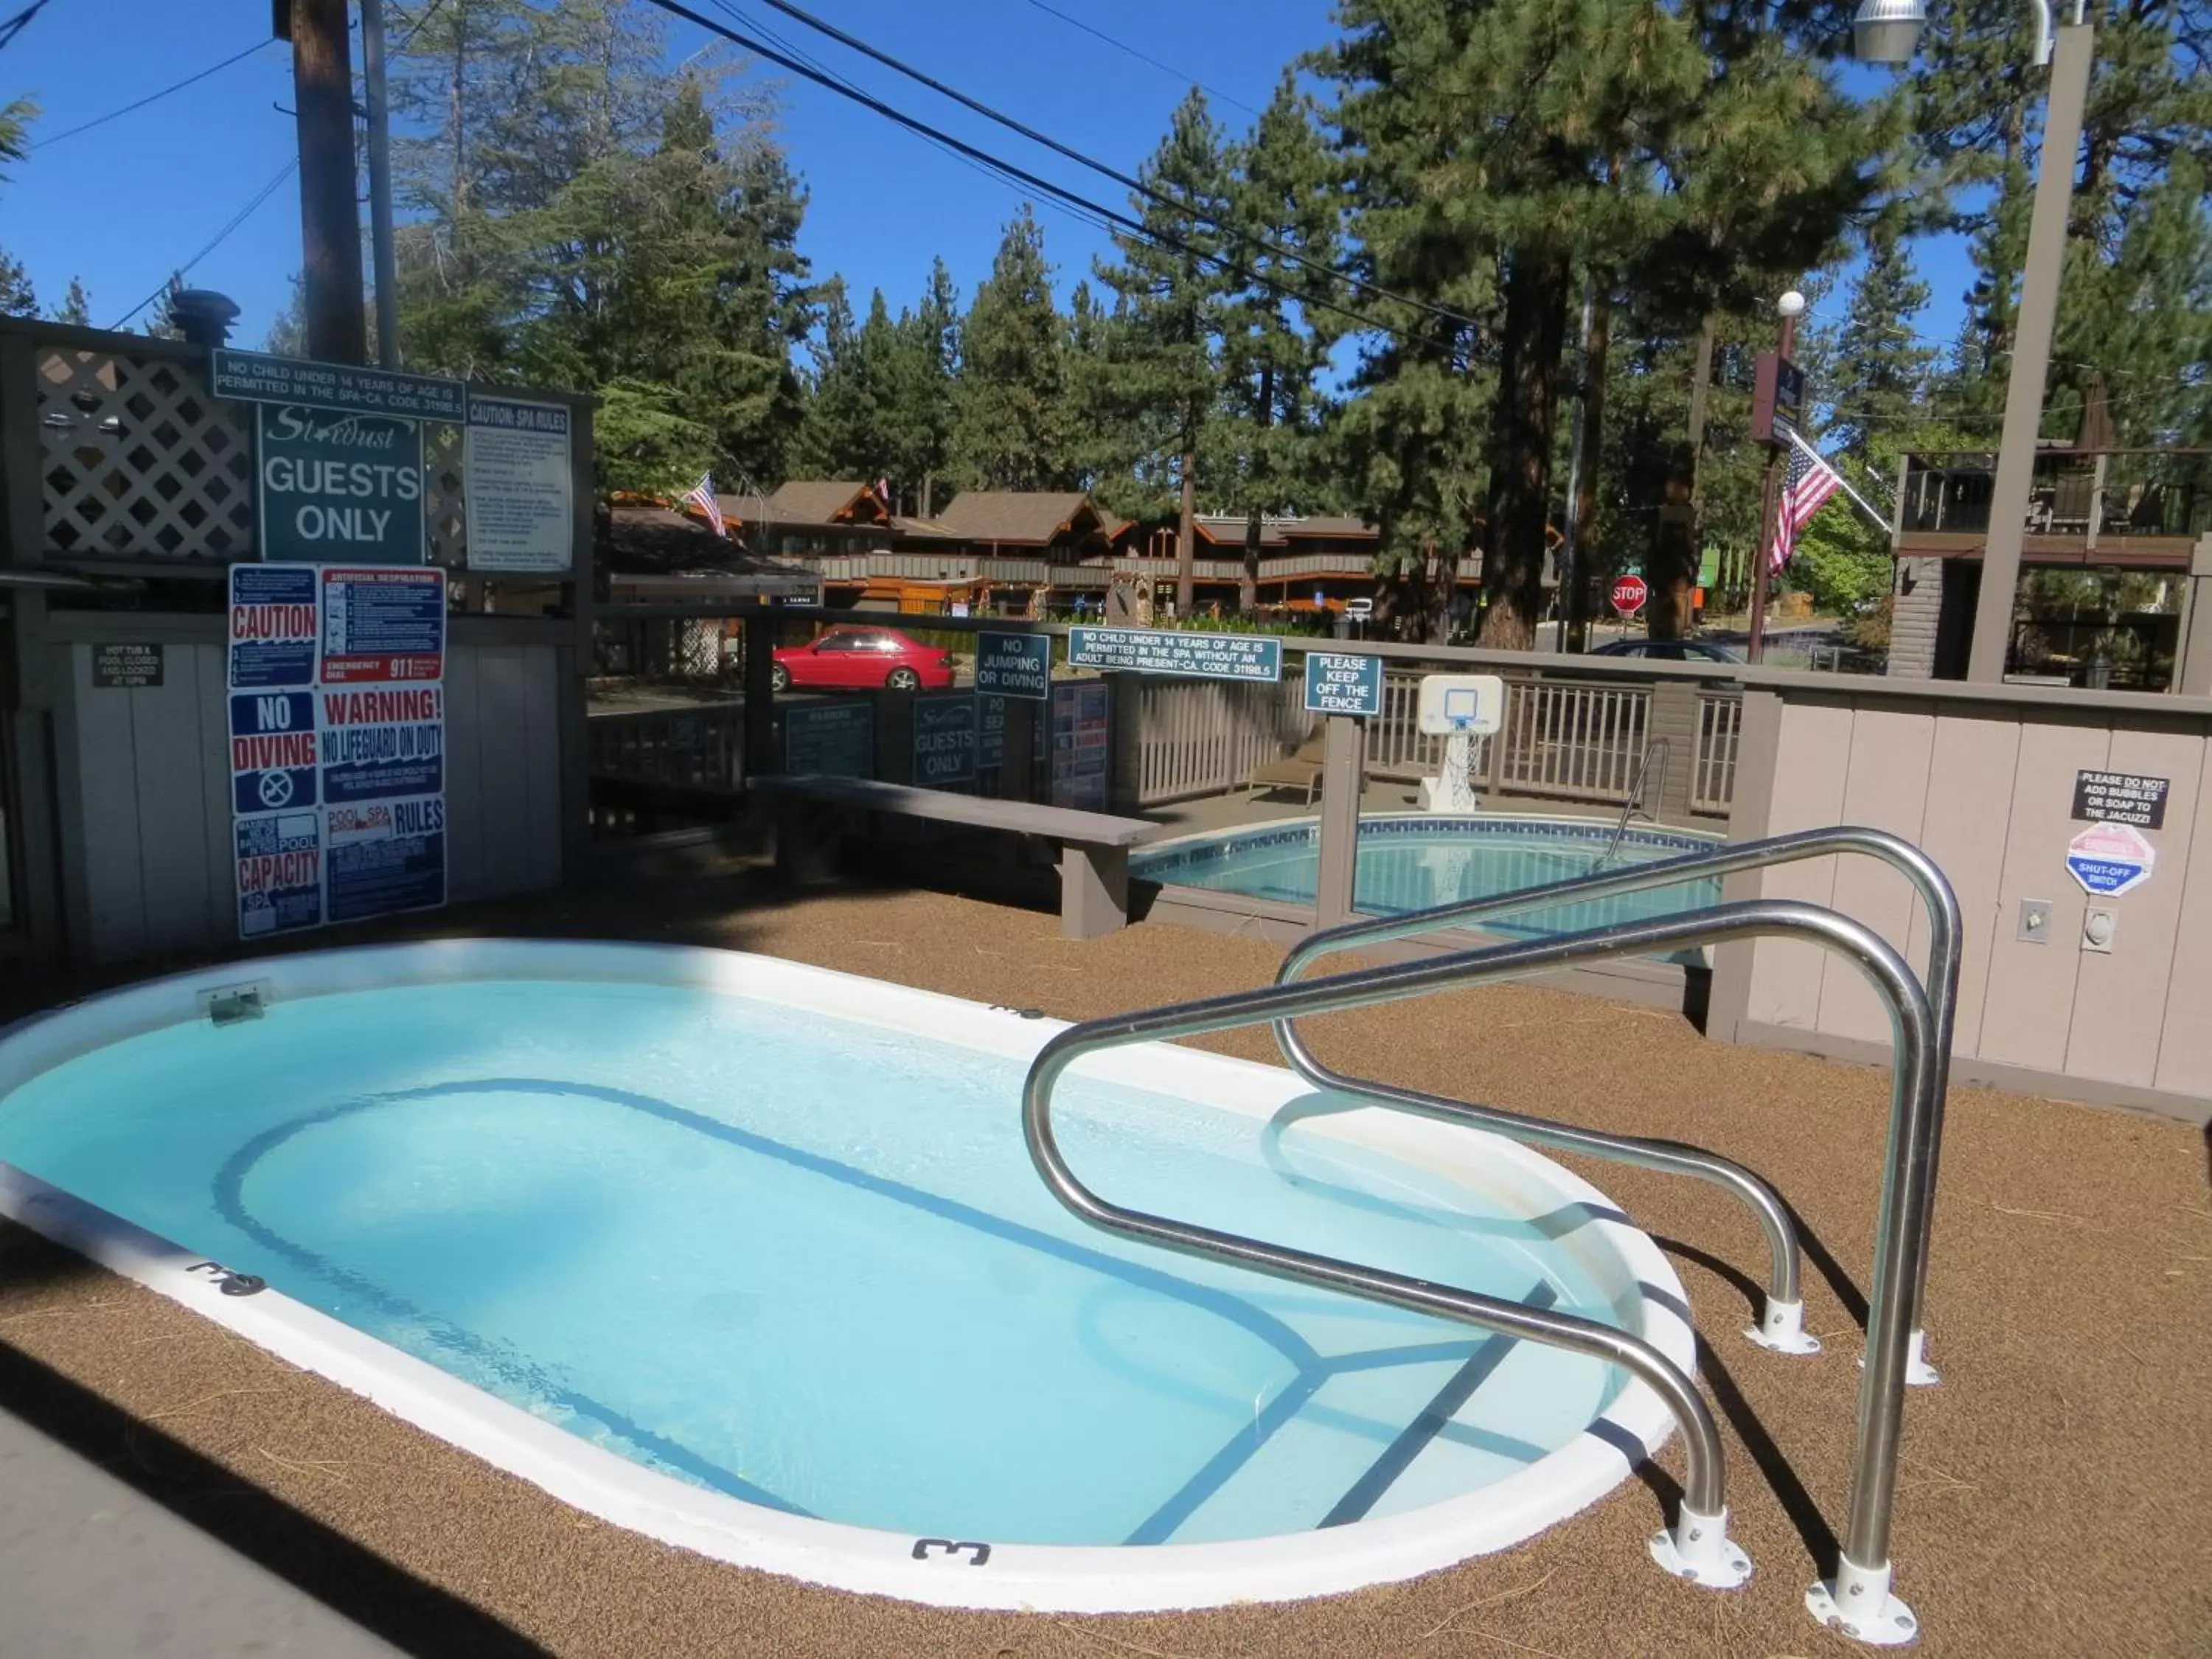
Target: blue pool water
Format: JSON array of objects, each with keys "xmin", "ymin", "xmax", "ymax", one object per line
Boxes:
[
  {"xmin": 0, "ymin": 978, "xmax": 1637, "ymax": 1548},
  {"xmin": 1133, "ymin": 816, "xmax": 1722, "ymax": 937}
]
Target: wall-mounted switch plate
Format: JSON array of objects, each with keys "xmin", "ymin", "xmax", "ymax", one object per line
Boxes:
[
  {"xmin": 2083, "ymin": 907, "xmax": 2118, "ymax": 954},
  {"xmin": 2017, "ymin": 899, "xmax": 2054, "ymax": 944}
]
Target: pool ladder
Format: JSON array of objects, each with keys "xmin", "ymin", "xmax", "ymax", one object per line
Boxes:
[{"xmin": 1023, "ymin": 826, "xmax": 1957, "ymax": 1648}]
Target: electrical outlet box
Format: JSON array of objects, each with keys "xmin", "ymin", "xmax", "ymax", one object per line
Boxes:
[
  {"xmin": 2016, "ymin": 899, "xmax": 2054, "ymax": 945},
  {"xmin": 2082, "ymin": 907, "xmax": 2118, "ymax": 954}
]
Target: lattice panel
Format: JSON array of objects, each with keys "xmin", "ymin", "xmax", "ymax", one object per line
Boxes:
[
  {"xmin": 423, "ymin": 419, "xmax": 467, "ymax": 567},
  {"xmin": 38, "ymin": 347, "xmax": 256, "ymax": 560}
]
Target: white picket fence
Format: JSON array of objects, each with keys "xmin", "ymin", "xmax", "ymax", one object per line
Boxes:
[{"xmin": 1135, "ymin": 665, "xmax": 1739, "ymax": 815}]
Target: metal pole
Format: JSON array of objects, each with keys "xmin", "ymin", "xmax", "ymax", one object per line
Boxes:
[
  {"xmin": 290, "ymin": 0, "xmax": 368, "ymax": 365},
  {"xmin": 1313, "ymin": 712, "xmax": 1364, "ymax": 927},
  {"xmin": 1747, "ymin": 308, "xmax": 1798, "ymax": 664},
  {"xmin": 1965, "ymin": 22, "xmax": 2093, "ymax": 682},
  {"xmin": 361, "ymin": 0, "xmax": 402, "ymax": 369}
]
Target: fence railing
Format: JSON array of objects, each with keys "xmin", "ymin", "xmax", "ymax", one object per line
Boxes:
[
  {"xmin": 587, "ymin": 702, "xmax": 745, "ymax": 796},
  {"xmin": 1692, "ymin": 693, "xmax": 1742, "ymax": 814},
  {"xmin": 1495, "ymin": 679, "xmax": 1652, "ymax": 803},
  {"xmin": 1140, "ymin": 661, "xmax": 1739, "ymax": 818},
  {"xmin": 1136, "ymin": 675, "xmax": 1315, "ymax": 804}
]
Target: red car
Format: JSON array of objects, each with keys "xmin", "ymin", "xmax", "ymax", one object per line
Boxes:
[{"xmin": 770, "ymin": 625, "xmax": 956, "ymax": 692}]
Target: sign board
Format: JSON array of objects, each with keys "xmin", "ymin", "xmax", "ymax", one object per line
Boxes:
[
  {"xmin": 1610, "ymin": 574, "xmax": 1648, "ymax": 617},
  {"xmin": 213, "ymin": 348, "xmax": 466, "ymax": 422},
  {"xmin": 1751, "ymin": 352, "xmax": 1805, "ymax": 444},
  {"xmin": 1067, "ymin": 626, "xmax": 1281, "ymax": 683},
  {"xmin": 224, "ymin": 563, "xmax": 448, "ymax": 940},
  {"xmin": 975, "ymin": 632, "xmax": 1051, "ymax": 700},
  {"xmin": 228, "ymin": 564, "xmax": 319, "ymax": 689},
  {"xmin": 2072, "ymin": 770, "xmax": 2168, "ymax": 830},
  {"xmin": 326, "ymin": 797, "xmax": 447, "ymax": 924},
  {"xmin": 782, "ymin": 700, "xmax": 874, "ymax": 778},
  {"xmin": 978, "ymin": 693, "xmax": 1048, "ymax": 773},
  {"xmin": 92, "ymin": 643, "xmax": 163, "ymax": 688},
  {"xmin": 2066, "ymin": 821, "xmax": 2156, "ymax": 897},
  {"xmin": 1303, "ymin": 652, "xmax": 1383, "ymax": 717},
  {"xmin": 258, "ymin": 404, "xmax": 425, "ymax": 566},
  {"xmin": 1415, "ymin": 673, "xmax": 1506, "ymax": 736},
  {"xmin": 1051, "ymin": 680, "xmax": 1111, "ymax": 810},
  {"xmin": 913, "ymin": 692, "xmax": 978, "ymax": 787},
  {"xmin": 319, "ymin": 566, "xmax": 445, "ymax": 682},
  {"xmin": 464, "ymin": 394, "xmax": 574, "ymax": 573}
]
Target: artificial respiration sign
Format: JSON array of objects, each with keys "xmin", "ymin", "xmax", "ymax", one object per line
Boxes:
[{"xmin": 257, "ymin": 404, "xmax": 425, "ymax": 566}]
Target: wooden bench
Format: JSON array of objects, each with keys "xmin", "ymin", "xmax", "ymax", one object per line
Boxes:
[{"xmin": 751, "ymin": 774, "xmax": 1159, "ymax": 939}]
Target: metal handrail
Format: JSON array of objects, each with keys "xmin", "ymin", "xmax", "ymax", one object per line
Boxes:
[
  {"xmin": 1591, "ymin": 737, "xmax": 1671, "ymax": 872},
  {"xmin": 1274, "ymin": 824, "xmax": 1962, "ymax": 1377},
  {"xmin": 1025, "ymin": 897, "xmax": 1939, "ymax": 1621}
]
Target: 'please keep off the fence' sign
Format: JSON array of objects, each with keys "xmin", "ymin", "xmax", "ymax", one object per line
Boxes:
[{"xmin": 1068, "ymin": 627, "xmax": 1281, "ymax": 683}]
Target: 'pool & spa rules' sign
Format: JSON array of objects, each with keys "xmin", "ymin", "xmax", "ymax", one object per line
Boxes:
[{"xmin": 226, "ymin": 563, "xmax": 448, "ymax": 939}]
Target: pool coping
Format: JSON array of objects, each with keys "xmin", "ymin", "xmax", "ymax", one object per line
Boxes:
[{"xmin": 0, "ymin": 939, "xmax": 1700, "ymax": 1615}]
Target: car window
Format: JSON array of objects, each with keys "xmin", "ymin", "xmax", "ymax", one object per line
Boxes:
[{"xmin": 815, "ymin": 632, "xmax": 861, "ymax": 651}]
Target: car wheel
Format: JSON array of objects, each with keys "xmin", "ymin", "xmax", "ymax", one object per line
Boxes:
[
  {"xmin": 770, "ymin": 663, "xmax": 790, "ymax": 693},
  {"xmin": 886, "ymin": 667, "xmax": 921, "ymax": 691}
]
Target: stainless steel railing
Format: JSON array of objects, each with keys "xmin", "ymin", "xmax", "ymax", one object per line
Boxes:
[
  {"xmin": 1024, "ymin": 897, "xmax": 1941, "ymax": 1624},
  {"xmin": 1272, "ymin": 824, "xmax": 1963, "ymax": 1383},
  {"xmin": 1590, "ymin": 736, "xmax": 1671, "ymax": 872}
]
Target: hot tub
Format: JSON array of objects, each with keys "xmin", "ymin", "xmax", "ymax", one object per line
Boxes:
[{"xmin": 0, "ymin": 942, "xmax": 1694, "ymax": 1611}]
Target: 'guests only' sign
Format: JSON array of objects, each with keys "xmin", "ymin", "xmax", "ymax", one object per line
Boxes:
[{"xmin": 257, "ymin": 405, "xmax": 425, "ymax": 566}]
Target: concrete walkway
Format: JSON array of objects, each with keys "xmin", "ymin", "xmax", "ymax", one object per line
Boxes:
[{"xmin": 0, "ymin": 1405, "xmax": 405, "ymax": 1659}]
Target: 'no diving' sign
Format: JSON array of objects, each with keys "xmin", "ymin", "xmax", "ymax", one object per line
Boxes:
[{"xmin": 229, "ymin": 691, "xmax": 319, "ymax": 814}]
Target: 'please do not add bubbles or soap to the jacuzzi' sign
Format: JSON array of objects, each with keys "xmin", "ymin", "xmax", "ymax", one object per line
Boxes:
[
  {"xmin": 1067, "ymin": 626, "xmax": 1282, "ymax": 683},
  {"xmin": 226, "ymin": 563, "xmax": 449, "ymax": 940}
]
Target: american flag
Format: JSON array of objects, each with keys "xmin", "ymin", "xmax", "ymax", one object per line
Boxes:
[
  {"xmin": 1769, "ymin": 440, "xmax": 1843, "ymax": 571},
  {"xmin": 680, "ymin": 473, "xmax": 727, "ymax": 538}
]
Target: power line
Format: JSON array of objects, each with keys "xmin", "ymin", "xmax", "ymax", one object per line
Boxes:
[
  {"xmin": 639, "ymin": 0, "xmax": 1450, "ymax": 351},
  {"xmin": 31, "ymin": 39, "xmax": 275, "ymax": 149},
  {"xmin": 0, "ymin": 0, "xmax": 55, "ymax": 53},
  {"xmin": 734, "ymin": 0, "xmax": 1482, "ymax": 335},
  {"xmin": 1012, "ymin": 0, "xmax": 1259, "ymax": 116},
  {"xmin": 106, "ymin": 157, "xmax": 299, "ymax": 331}
]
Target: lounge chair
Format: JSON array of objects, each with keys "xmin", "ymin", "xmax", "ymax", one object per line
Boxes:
[{"xmin": 1245, "ymin": 733, "xmax": 1328, "ymax": 804}]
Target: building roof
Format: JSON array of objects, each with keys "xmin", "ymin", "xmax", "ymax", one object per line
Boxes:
[
  {"xmin": 717, "ymin": 481, "xmax": 888, "ymax": 528},
  {"xmin": 933, "ymin": 491, "xmax": 1105, "ymax": 546},
  {"xmin": 597, "ymin": 504, "xmax": 819, "ymax": 597}
]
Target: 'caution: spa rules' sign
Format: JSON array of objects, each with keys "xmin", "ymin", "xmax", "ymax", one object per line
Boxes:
[{"xmin": 257, "ymin": 404, "xmax": 425, "ymax": 566}]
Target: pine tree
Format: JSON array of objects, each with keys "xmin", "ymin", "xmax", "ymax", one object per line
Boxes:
[
  {"xmin": 49, "ymin": 275, "xmax": 91, "ymax": 325},
  {"xmin": 1826, "ymin": 237, "xmax": 1936, "ymax": 466},
  {"xmin": 796, "ymin": 282, "xmax": 905, "ymax": 482},
  {"xmin": 889, "ymin": 259, "xmax": 960, "ymax": 515},
  {"xmin": 0, "ymin": 95, "xmax": 37, "ymax": 318},
  {"xmin": 1062, "ymin": 279, "xmax": 1150, "ymax": 516},
  {"xmin": 954, "ymin": 207, "xmax": 1072, "ymax": 493},
  {"xmin": 1094, "ymin": 90, "xmax": 1236, "ymax": 613},
  {"xmin": 1219, "ymin": 74, "xmax": 1345, "ymax": 611}
]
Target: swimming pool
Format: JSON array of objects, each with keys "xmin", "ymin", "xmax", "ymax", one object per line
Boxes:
[
  {"xmin": 1134, "ymin": 815, "xmax": 1723, "ymax": 936},
  {"xmin": 0, "ymin": 942, "xmax": 1694, "ymax": 1611}
]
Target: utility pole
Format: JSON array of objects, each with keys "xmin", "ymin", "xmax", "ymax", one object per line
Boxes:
[
  {"xmin": 1748, "ymin": 291, "xmax": 1806, "ymax": 663},
  {"xmin": 286, "ymin": 0, "xmax": 367, "ymax": 365},
  {"xmin": 361, "ymin": 0, "xmax": 401, "ymax": 369},
  {"xmin": 1965, "ymin": 21, "xmax": 2093, "ymax": 681}
]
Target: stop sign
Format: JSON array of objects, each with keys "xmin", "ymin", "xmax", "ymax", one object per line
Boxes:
[{"xmin": 1610, "ymin": 574, "xmax": 1649, "ymax": 617}]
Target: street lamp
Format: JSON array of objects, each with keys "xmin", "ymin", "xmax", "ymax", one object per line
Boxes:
[
  {"xmin": 1852, "ymin": 0, "xmax": 2054, "ymax": 66},
  {"xmin": 1747, "ymin": 291, "xmax": 1806, "ymax": 664},
  {"xmin": 1854, "ymin": 0, "xmax": 2086, "ymax": 684}
]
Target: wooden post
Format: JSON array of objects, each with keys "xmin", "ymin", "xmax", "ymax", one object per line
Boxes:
[
  {"xmin": 742, "ymin": 608, "xmax": 775, "ymax": 784},
  {"xmin": 1314, "ymin": 713, "xmax": 1366, "ymax": 928},
  {"xmin": 291, "ymin": 0, "xmax": 369, "ymax": 364}
]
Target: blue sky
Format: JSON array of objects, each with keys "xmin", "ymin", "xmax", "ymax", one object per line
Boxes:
[{"xmin": 1, "ymin": 0, "xmax": 1974, "ymax": 358}]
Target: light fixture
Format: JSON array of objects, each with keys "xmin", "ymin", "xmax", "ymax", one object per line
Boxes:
[
  {"xmin": 1851, "ymin": 0, "xmax": 1928, "ymax": 64},
  {"xmin": 1778, "ymin": 290, "xmax": 1807, "ymax": 319}
]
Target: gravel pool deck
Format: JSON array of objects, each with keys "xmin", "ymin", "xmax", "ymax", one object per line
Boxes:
[{"xmin": 1, "ymin": 863, "xmax": 2208, "ymax": 1658}]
